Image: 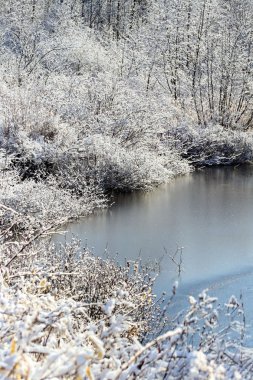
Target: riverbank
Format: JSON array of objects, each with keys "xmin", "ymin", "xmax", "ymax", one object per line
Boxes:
[{"xmin": 2, "ymin": 124, "xmax": 253, "ymax": 237}]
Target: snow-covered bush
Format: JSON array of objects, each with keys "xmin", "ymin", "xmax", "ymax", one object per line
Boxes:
[
  {"xmin": 167, "ymin": 125, "xmax": 253, "ymax": 166},
  {"xmin": 0, "ymin": 25, "xmax": 192, "ymax": 195},
  {"xmin": 0, "ymin": 170, "xmax": 105, "ymax": 241},
  {"xmin": 84, "ymin": 135, "xmax": 190, "ymax": 191},
  {"xmin": 0, "ymin": 246, "xmax": 250, "ymax": 380}
]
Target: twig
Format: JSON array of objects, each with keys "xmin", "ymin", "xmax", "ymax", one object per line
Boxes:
[
  {"xmin": 0, "ymin": 203, "xmax": 18, "ymax": 214},
  {"xmin": 114, "ymin": 328, "xmax": 183, "ymax": 379},
  {"xmin": 5, "ymin": 219, "xmax": 67, "ymax": 267}
]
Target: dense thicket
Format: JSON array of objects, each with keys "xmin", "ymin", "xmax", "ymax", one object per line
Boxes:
[{"xmin": 1, "ymin": 0, "xmax": 253, "ymax": 194}]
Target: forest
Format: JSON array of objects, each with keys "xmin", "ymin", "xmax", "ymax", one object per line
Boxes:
[{"xmin": 1, "ymin": 0, "xmax": 253, "ymax": 378}]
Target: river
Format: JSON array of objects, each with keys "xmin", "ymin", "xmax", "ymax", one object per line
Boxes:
[{"xmin": 54, "ymin": 165, "xmax": 253, "ymax": 340}]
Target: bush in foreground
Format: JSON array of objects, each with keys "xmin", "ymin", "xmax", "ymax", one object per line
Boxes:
[{"xmin": 0, "ymin": 256, "xmax": 250, "ymax": 379}]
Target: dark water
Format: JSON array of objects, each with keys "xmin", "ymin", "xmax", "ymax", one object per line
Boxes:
[{"xmin": 55, "ymin": 166, "xmax": 253, "ymax": 336}]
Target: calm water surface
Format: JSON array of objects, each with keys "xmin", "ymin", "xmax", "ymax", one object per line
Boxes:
[{"xmin": 55, "ymin": 166, "xmax": 253, "ymax": 334}]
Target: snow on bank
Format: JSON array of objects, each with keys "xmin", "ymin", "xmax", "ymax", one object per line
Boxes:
[{"xmin": 0, "ymin": 264, "xmax": 249, "ymax": 379}]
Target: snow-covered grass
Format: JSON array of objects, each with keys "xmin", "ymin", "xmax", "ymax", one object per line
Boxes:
[{"xmin": 0, "ymin": 232, "xmax": 251, "ymax": 379}]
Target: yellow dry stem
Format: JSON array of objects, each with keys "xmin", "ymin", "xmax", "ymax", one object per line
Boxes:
[
  {"xmin": 10, "ymin": 338, "xmax": 16, "ymax": 354},
  {"xmin": 88, "ymin": 335, "xmax": 104, "ymax": 360},
  {"xmin": 85, "ymin": 366, "xmax": 94, "ymax": 380}
]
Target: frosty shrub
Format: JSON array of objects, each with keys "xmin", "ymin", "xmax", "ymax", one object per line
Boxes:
[
  {"xmin": 167, "ymin": 125, "xmax": 253, "ymax": 166},
  {"xmin": 0, "ymin": 170, "xmax": 105, "ymax": 241},
  {"xmin": 84, "ymin": 135, "xmax": 191, "ymax": 191},
  {"xmin": 0, "ymin": 235, "xmax": 251, "ymax": 379}
]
